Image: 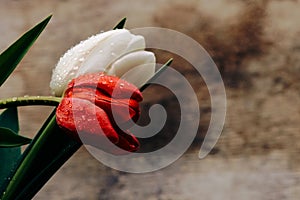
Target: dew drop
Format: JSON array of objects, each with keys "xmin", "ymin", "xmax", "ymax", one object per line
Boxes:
[
  {"xmin": 102, "ymin": 81, "xmax": 107, "ymax": 84},
  {"xmin": 109, "ymin": 79, "xmax": 113, "ymax": 83},
  {"xmin": 79, "ymin": 57, "xmax": 85, "ymax": 62},
  {"xmin": 111, "ymin": 52, "xmax": 116, "ymax": 57},
  {"xmin": 12, "ymin": 97, "xmax": 17, "ymax": 102},
  {"xmin": 64, "ymin": 110, "xmax": 70, "ymax": 115},
  {"xmin": 73, "ymin": 66, "xmax": 79, "ymax": 70}
]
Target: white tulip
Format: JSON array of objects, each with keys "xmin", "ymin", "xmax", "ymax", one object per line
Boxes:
[{"xmin": 50, "ymin": 29, "xmax": 156, "ymax": 96}]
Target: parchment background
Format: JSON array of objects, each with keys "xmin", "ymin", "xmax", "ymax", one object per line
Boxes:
[{"xmin": 0, "ymin": 0, "xmax": 299, "ymax": 199}]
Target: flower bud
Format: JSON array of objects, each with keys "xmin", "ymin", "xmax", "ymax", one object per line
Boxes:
[{"xmin": 50, "ymin": 29, "xmax": 155, "ymax": 96}]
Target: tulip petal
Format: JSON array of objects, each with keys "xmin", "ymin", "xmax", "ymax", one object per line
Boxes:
[
  {"xmin": 50, "ymin": 29, "xmax": 146, "ymax": 96},
  {"xmin": 77, "ymin": 29, "xmax": 145, "ymax": 76},
  {"xmin": 56, "ymin": 97, "xmax": 119, "ymax": 143},
  {"xmin": 67, "ymin": 73, "xmax": 143, "ymax": 101},
  {"xmin": 107, "ymin": 51, "xmax": 156, "ymax": 88},
  {"xmin": 56, "ymin": 73, "xmax": 142, "ymax": 153},
  {"xmin": 114, "ymin": 128, "xmax": 140, "ymax": 152},
  {"xmin": 68, "ymin": 87, "xmax": 140, "ymax": 125},
  {"xmin": 50, "ymin": 30, "xmax": 116, "ymax": 96}
]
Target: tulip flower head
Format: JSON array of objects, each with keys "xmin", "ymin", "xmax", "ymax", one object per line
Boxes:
[
  {"xmin": 56, "ymin": 73, "xmax": 142, "ymax": 153},
  {"xmin": 50, "ymin": 29, "xmax": 155, "ymax": 97}
]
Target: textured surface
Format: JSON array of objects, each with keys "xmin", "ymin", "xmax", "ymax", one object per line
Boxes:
[{"xmin": 0, "ymin": 0, "xmax": 300, "ymax": 199}]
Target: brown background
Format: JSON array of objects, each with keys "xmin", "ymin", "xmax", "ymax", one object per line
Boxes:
[{"xmin": 0, "ymin": 0, "xmax": 300, "ymax": 199}]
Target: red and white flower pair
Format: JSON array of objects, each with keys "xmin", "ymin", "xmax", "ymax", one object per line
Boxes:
[{"xmin": 51, "ymin": 29, "xmax": 155, "ymax": 153}]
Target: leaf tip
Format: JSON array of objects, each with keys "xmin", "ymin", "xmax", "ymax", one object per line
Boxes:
[{"xmin": 113, "ymin": 17, "xmax": 127, "ymax": 30}]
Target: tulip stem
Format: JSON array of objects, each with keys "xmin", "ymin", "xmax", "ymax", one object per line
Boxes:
[
  {"xmin": 0, "ymin": 96, "xmax": 61, "ymax": 109},
  {"xmin": 1, "ymin": 111, "xmax": 82, "ymax": 200}
]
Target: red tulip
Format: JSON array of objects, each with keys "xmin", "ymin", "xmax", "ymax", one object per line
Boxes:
[{"xmin": 56, "ymin": 72, "xmax": 143, "ymax": 153}]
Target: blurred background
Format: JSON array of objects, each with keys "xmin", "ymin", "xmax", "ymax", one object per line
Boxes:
[{"xmin": 0, "ymin": 0, "xmax": 300, "ymax": 199}]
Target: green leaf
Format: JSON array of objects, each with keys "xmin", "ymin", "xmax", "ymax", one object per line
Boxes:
[
  {"xmin": 113, "ymin": 17, "xmax": 127, "ymax": 30},
  {"xmin": 0, "ymin": 127, "xmax": 31, "ymax": 147},
  {"xmin": 0, "ymin": 107, "xmax": 21, "ymax": 194},
  {"xmin": 1, "ymin": 111, "xmax": 81, "ymax": 200},
  {"xmin": 140, "ymin": 58, "xmax": 173, "ymax": 91},
  {"xmin": 0, "ymin": 107, "xmax": 19, "ymax": 132},
  {"xmin": 0, "ymin": 15, "xmax": 52, "ymax": 87}
]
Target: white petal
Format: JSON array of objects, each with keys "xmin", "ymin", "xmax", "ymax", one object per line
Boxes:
[
  {"xmin": 50, "ymin": 30, "xmax": 118, "ymax": 96},
  {"xmin": 50, "ymin": 29, "xmax": 145, "ymax": 96},
  {"xmin": 77, "ymin": 29, "xmax": 145, "ymax": 76},
  {"xmin": 107, "ymin": 51, "xmax": 156, "ymax": 88}
]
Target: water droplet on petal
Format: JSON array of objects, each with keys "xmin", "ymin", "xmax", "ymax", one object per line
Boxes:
[{"xmin": 73, "ymin": 66, "xmax": 79, "ymax": 70}]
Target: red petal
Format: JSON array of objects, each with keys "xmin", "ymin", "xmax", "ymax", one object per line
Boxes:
[
  {"xmin": 57, "ymin": 73, "xmax": 143, "ymax": 154},
  {"xmin": 115, "ymin": 129, "xmax": 140, "ymax": 152},
  {"xmin": 56, "ymin": 97, "xmax": 119, "ymax": 144},
  {"xmin": 66, "ymin": 83, "xmax": 141, "ymax": 125},
  {"xmin": 68, "ymin": 73, "xmax": 143, "ymax": 101}
]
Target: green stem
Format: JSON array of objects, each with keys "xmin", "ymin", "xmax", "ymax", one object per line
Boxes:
[
  {"xmin": 1, "ymin": 111, "xmax": 82, "ymax": 200},
  {"xmin": 0, "ymin": 96, "xmax": 61, "ymax": 109}
]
